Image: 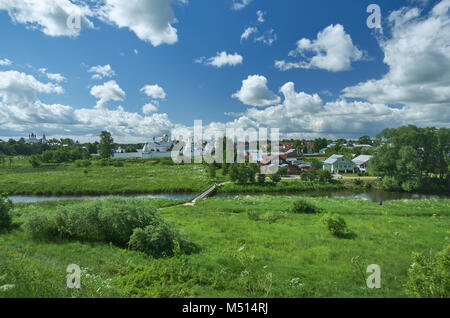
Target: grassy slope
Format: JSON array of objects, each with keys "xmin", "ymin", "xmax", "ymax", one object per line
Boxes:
[
  {"xmin": 1, "ymin": 197, "xmax": 448, "ymax": 298},
  {"xmin": 217, "ymin": 180, "xmax": 357, "ymax": 194},
  {"xmin": 0, "ymin": 158, "xmax": 211, "ymax": 195}
]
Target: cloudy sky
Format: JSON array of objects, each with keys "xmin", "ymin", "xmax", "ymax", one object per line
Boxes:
[{"xmin": 0, "ymin": 0, "xmax": 449, "ymax": 142}]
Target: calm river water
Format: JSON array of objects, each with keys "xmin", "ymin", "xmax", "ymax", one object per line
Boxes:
[{"xmin": 8, "ymin": 190, "xmax": 448, "ymax": 204}]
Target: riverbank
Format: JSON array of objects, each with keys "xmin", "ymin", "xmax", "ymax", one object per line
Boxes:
[
  {"xmin": 217, "ymin": 180, "xmax": 359, "ymax": 194},
  {"xmin": 1, "ymin": 196, "xmax": 448, "ymax": 297}
]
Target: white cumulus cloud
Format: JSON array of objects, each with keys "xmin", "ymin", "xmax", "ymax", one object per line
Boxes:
[
  {"xmin": 276, "ymin": 24, "xmax": 364, "ymax": 72},
  {"xmin": 232, "ymin": 75, "xmax": 281, "ymax": 107},
  {"xmin": 0, "ymin": 0, "xmax": 94, "ymax": 37},
  {"xmin": 196, "ymin": 51, "xmax": 243, "ymax": 68},
  {"xmin": 90, "ymin": 80, "xmax": 125, "ymax": 108},
  {"xmin": 88, "ymin": 64, "xmax": 116, "ymax": 80},
  {"xmin": 140, "ymin": 84, "xmax": 166, "ymax": 99},
  {"xmin": 142, "ymin": 103, "xmax": 158, "ymax": 115},
  {"xmin": 343, "ymin": 0, "xmax": 450, "ymax": 109},
  {"xmin": 98, "ymin": 0, "xmax": 178, "ymax": 47},
  {"xmin": 0, "ymin": 58, "xmax": 12, "ymax": 66}
]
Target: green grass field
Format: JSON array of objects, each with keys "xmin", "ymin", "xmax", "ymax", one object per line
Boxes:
[
  {"xmin": 217, "ymin": 180, "xmax": 358, "ymax": 194},
  {"xmin": 0, "ymin": 157, "xmax": 212, "ymax": 195},
  {"xmin": 1, "ymin": 196, "xmax": 448, "ymax": 298}
]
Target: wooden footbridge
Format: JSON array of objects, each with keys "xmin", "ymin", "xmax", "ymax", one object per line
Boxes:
[{"xmin": 184, "ymin": 183, "xmax": 217, "ymax": 206}]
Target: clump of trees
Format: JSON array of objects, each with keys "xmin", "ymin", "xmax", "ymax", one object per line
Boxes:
[
  {"xmin": 229, "ymin": 163, "xmax": 278, "ymax": 184},
  {"xmin": 300, "ymin": 160, "xmax": 333, "ymax": 183},
  {"xmin": 370, "ymin": 125, "xmax": 449, "ymax": 192}
]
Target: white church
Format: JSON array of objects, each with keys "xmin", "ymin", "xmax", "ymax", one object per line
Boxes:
[
  {"xmin": 113, "ymin": 134, "xmax": 175, "ymax": 159},
  {"xmin": 142, "ymin": 134, "xmax": 173, "ymax": 153}
]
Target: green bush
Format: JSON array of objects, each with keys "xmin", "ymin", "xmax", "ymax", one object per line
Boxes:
[
  {"xmin": 29, "ymin": 155, "xmax": 41, "ymax": 168},
  {"xmin": 278, "ymin": 166, "xmax": 288, "ymax": 176},
  {"xmin": 318, "ymin": 170, "xmax": 333, "ymax": 183},
  {"xmin": 270, "ymin": 173, "xmax": 281, "ymax": 183},
  {"xmin": 405, "ymin": 245, "xmax": 449, "ymax": 298},
  {"xmin": 128, "ymin": 223, "xmax": 195, "ymax": 258},
  {"xmin": 237, "ymin": 165, "xmax": 249, "ymax": 183},
  {"xmin": 21, "ymin": 198, "xmax": 196, "ymax": 257},
  {"xmin": 208, "ymin": 163, "xmax": 216, "ymax": 178},
  {"xmin": 382, "ymin": 176, "xmax": 401, "ymax": 191},
  {"xmin": 74, "ymin": 159, "xmax": 91, "ymax": 168},
  {"xmin": 0, "ymin": 194, "xmax": 13, "ymax": 231},
  {"xmin": 247, "ymin": 211, "xmax": 260, "ymax": 221},
  {"xmin": 257, "ymin": 173, "xmax": 266, "ymax": 184},
  {"xmin": 363, "ymin": 182, "xmax": 372, "ymax": 190},
  {"xmin": 321, "ymin": 213, "xmax": 355, "ymax": 238},
  {"xmin": 291, "ymin": 199, "xmax": 319, "ymax": 214}
]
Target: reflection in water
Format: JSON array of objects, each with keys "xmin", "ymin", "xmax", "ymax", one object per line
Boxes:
[
  {"xmin": 9, "ymin": 194, "xmax": 195, "ymax": 204},
  {"xmin": 216, "ymin": 190, "xmax": 448, "ymax": 203},
  {"xmin": 8, "ymin": 190, "xmax": 448, "ymax": 204}
]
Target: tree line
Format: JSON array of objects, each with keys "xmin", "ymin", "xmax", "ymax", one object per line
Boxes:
[{"xmin": 370, "ymin": 125, "xmax": 449, "ymax": 192}]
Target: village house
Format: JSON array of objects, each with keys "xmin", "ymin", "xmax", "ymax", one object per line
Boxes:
[
  {"xmin": 322, "ymin": 154, "xmax": 356, "ymax": 173},
  {"xmin": 352, "ymin": 155, "xmax": 372, "ymax": 172}
]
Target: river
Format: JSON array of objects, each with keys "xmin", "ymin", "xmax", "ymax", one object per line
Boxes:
[{"xmin": 8, "ymin": 189, "xmax": 448, "ymax": 204}]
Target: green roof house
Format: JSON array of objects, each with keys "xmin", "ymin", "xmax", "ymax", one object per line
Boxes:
[{"xmin": 323, "ymin": 154, "xmax": 356, "ymax": 173}]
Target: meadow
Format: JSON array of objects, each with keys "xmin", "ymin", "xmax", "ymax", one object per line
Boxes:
[
  {"xmin": 0, "ymin": 157, "xmax": 211, "ymax": 195},
  {"xmin": 217, "ymin": 180, "xmax": 351, "ymax": 194},
  {"xmin": 1, "ymin": 196, "xmax": 448, "ymax": 298}
]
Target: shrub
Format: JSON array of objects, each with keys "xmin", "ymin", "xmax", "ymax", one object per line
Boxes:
[
  {"xmin": 278, "ymin": 166, "xmax": 288, "ymax": 176},
  {"xmin": 21, "ymin": 198, "xmax": 196, "ymax": 258},
  {"xmin": 29, "ymin": 155, "xmax": 41, "ymax": 168},
  {"xmin": 128, "ymin": 225, "xmax": 197, "ymax": 258},
  {"xmin": 270, "ymin": 173, "xmax": 281, "ymax": 183},
  {"xmin": 401, "ymin": 179, "xmax": 420, "ymax": 192},
  {"xmin": 230, "ymin": 164, "xmax": 239, "ymax": 182},
  {"xmin": 96, "ymin": 158, "xmax": 111, "ymax": 166},
  {"xmin": 321, "ymin": 213, "xmax": 355, "ymax": 238},
  {"xmin": 405, "ymin": 245, "xmax": 449, "ymax": 298},
  {"xmin": 0, "ymin": 194, "xmax": 12, "ymax": 231},
  {"xmin": 247, "ymin": 211, "xmax": 261, "ymax": 221},
  {"xmin": 247, "ymin": 166, "xmax": 256, "ymax": 183},
  {"xmin": 353, "ymin": 179, "xmax": 363, "ymax": 186},
  {"xmin": 318, "ymin": 170, "xmax": 333, "ymax": 183},
  {"xmin": 112, "ymin": 160, "xmax": 124, "ymax": 167},
  {"xmin": 257, "ymin": 173, "xmax": 266, "ymax": 184},
  {"xmin": 363, "ymin": 182, "xmax": 372, "ymax": 190},
  {"xmin": 291, "ymin": 199, "xmax": 319, "ymax": 214},
  {"xmin": 237, "ymin": 165, "xmax": 250, "ymax": 183},
  {"xmin": 382, "ymin": 176, "xmax": 401, "ymax": 191},
  {"xmin": 222, "ymin": 163, "xmax": 229, "ymax": 175},
  {"xmin": 74, "ymin": 159, "xmax": 91, "ymax": 168},
  {"xmin": 24, "ymin": 198, "xmax": 160, "ymax": 245},
  {"xmin": 208, "ymin": 163, "xmax": 216, "ymax": 178}
]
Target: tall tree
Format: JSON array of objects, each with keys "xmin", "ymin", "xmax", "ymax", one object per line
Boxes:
[
  {"xmin": 313, "ymin": 138, "xmax": 328, "ymax": 153},
  {"xmin": 99, "ymin": 131, "xmax": 114, "ymax": 159}
]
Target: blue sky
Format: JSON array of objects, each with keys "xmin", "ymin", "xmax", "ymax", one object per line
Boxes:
[{"xmin": 0, "ymin": 0, "xmax": 449, "ymax": 142}]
